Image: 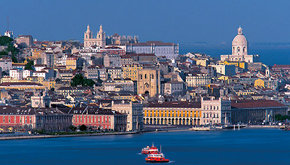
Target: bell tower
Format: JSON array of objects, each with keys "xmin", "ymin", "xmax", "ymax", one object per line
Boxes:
[
  {"xmin": 84, "ymin": 25, "xmax": 94, "ymax": 47},
  {"xmin": 96, "ymin": 25, "xmax": 106, "ymax": 47}
]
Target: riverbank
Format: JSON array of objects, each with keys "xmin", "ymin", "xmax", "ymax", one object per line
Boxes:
[
  {"xmin": 0, "ymin": 132, "xmax": 138, "ymax": 140},
  {"xmin": 247, "ymin": 125, "xmax": 280, "ymax": 128},
  {"xmin": 0, "ymin": 125, "xmax": 285, "ymax": 140}
]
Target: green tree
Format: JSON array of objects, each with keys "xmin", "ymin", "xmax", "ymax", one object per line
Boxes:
[
  {"xmin": 79, "ymin": 124, "xmax": 87, "ymax": 131},
  {"xmin": 11, "ymin": 55, "xmax": 18, "ymax": 63},
  {"xmin": 0, "ymin": 36, "xmax": 13, "ymax": 46},
  {"xmin": 69, "ymin": 125, "xmax": 77, "ymax": 132},
  {"xmin": 0, "ymin": 36, "xmax": 19, "ymax": 62},
  {"xmin": 71, "ymin": 74, "xmax": 95, "ymax": 87},
  {"xmin": 275, "ymin": 114, "xmax": 290, "ymax": 121},
  {"xmin": 25, "ymin": 60, "xmax": 34, "ymax": 70}
]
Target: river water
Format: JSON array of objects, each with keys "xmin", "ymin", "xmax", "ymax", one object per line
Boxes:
[{"xmin": 0, "ymin": 128, "xmax": 289, "ymax": 165}]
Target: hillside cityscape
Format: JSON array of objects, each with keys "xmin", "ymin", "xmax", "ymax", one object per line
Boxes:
[{"xmin": 0, "ymin": 24, "xmax": 288, "ymax": 135}]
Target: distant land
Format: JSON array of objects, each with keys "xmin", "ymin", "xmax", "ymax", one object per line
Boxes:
[{"xmin": 179, "ymin": 42, "xmax": 290, "ymax": 66}]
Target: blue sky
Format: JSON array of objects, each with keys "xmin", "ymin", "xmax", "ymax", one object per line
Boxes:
[{"xmin": 1, "ymin": 0, "xmax": 290, "ymax": 47}]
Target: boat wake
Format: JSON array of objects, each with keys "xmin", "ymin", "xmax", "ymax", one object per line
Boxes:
[
  {"xmin": 137, "ymin": 152, "xmax": 142, "ymax": 155},
  {"xmin": 168, "ymin": 160, "xmax": 175, "ymax": 163}
]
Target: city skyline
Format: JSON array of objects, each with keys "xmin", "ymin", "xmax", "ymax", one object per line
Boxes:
[{"xmin": 1, "ymin": 0, "xmax": 290, "ymax": 46}]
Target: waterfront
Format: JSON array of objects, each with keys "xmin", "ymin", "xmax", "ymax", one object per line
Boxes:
[{"xmin": 0, "ymin": 129, "xmax": 289, "ymax": 165}]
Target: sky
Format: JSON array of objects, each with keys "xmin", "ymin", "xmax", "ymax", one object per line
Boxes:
[{"xmin": 1, "ymin": 0, "xmax": 290, "ymax": 49}]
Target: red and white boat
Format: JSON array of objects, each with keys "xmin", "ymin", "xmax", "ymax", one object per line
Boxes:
[
  {"xmin": 141, "ymin": 145, "xmax": 159, "ymax": 154},
  {"xmin": 145, "ymin": 152, "xmax": 170, "ymax": 163}
]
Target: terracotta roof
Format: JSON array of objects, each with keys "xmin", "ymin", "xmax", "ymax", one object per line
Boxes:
[
  {"xmin": 231, "ymin": 100, "xmax": 286, "ymax": 109},
  {"xmin": 0, "ymin": 106, "xmax": 67, "ymax": 115},
  {"xmin": 0, "ymin": 82, "xmax": 43, "ymax": 86}
]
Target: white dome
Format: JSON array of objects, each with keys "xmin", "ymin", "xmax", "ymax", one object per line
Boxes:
[
  {"xmin": 231, "ymin": 27, "xmax": 248, "ymax": 56},
  {"xmin": 232, "ymin": 27, "xmax": 247, "ymax": 46},
  {"xmin": 232, "ymin": 34, "xmax": 247, "ymax": 46}
]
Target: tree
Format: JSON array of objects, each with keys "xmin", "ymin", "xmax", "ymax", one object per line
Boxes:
[
  {"xmin": 69, "ymin": 125, "xmax": 77, "ymax": 132},
  {"xmin": 0, "ymin": 36, "xmax": 19, "ymax": 62},
  {"xmin": 79, "ymin": 124, "xmax": 87, "ymax": 131},
  {"xmin": 0, "ymin": 36, "xmax": 13, "ymax": 46},
  {"xmin": 71, "ymin": 74, "xmax": 95, "ymax": 87},
  {"xmin": 275, "ymin": 114, "xmax": 290, "ymax": 121},
  {"xmin": 25, "ymin": 60, "xmax": 34, "ymax": 70},
  {"xmin": 11, "ymin": 55, "xmax": 18, "ymax": 63}
]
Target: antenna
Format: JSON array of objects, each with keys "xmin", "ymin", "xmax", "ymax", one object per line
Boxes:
[{"xmin": 160, "ymin": 145, "xmax": 162, "ymax": 153}]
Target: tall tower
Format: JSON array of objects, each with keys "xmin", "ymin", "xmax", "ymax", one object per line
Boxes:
[
  {"xmin": 84, "ymin": 25, "xmax": 93, "ymax": 47},
  {"xmin": 96, "ymin": 25, "xmax": 106, "ymax": 47},
  {"xmin": 137, "ymin": 68, "xmax": 160, "ymax": 97}
]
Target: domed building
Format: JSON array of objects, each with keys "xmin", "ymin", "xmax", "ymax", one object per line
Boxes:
[{"xmin": 221, "ymin": 27, "xmax": 259, "ymax": 63}]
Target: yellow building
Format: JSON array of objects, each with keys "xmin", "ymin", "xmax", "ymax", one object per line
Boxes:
[
  {"xmin": 221, "ymin": 61, "xmax": 247, "ymax": 69},
  {"xmin": 29, "ymin": 48, "xmax": 44, "ymax": 60},
  {"xmin": 122, "ymin": 64, "xmax": 143, "ymax": 81},
  {"xmin": 42, "ymin": 80, "xmax": 56, "ymax": 89},
  {"xmin": 196, "ymin": 59, "xmax": 209, "ymax": 67},
  {"xmin": 66, "ymin": 56, "xmax": 77, "ymax": 70},
  {"xmin": 1, "ymin": 76, "xmax": 54, "ymax": 89},
  {"xmin": 144, "ymin": 98, "xmax": 232, "ymax": 126},
  {"xmin": 254, "ymin": 79, "xmax": 265, "ymax": 88},
  {"xmin": 143, "ymin": 101, "xmax": 202, "ymax": 125}
]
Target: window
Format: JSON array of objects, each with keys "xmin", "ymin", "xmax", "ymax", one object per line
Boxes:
[{"xmin": 145, "ymin": 74, "xmax": 147, "ymax": 79}]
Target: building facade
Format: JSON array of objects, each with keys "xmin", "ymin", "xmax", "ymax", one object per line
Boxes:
[
  {"xmin": 0, "ymin": 106, "xmax": 72, "ymax": 132},
  {"xmin": 144, "ymin": 98, "xmax": 231, "ymax": 126},
  {"xmin": 186, "ymin": 74, "xmax": 212, "ymax": 87},
  {"xmin": 68, "ymin": 107, "xmax": 127, "ymax": 131},
  {"xmin": 231, "ymin": 100, "xmax": 288, "ymax": 124},
  {"xmin": 143, "ymin": 101, "xmax": 202, "ymax": 126},
  {"xmin": 84, "ymin": 25, "xmax": 106, "ymax": 48},
  {"xmin": 137, "ymin": 68, "xmax": 161, "ymax": 97},
  {"xmin": 126, "ymin": 41, "xmax": 179, "ymax": 60},
  {"xmin": 111, "ymin": 100, "xmax": 143, "ymax": 132}
]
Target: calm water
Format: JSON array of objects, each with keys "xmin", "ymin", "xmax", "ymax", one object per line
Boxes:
[
  {"xmin": 180, "ymin": 46, "xmax": 290, "ymax": 65},
  {"xmin": 0, "ymin": 129, "xmax": 289, "ymax": 165}
]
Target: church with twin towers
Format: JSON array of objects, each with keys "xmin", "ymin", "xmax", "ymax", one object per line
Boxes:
[
  {"xmin": 84, "ymin": 25, "xmax": 106, "ymax": 48},
  {"xmin": 83, "ymin": 25, "xmax": 139, "ymax": 48}
]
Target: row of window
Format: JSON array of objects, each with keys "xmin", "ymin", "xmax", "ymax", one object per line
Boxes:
[
  {"xmin": 140, "ymin": 74, "xmax": 154, "ymax": 79},
  {"xmin": 0, "ymin": 116, "xmax": 32, "ymax": 124},
  {"xmin": 203, "ymin": 113, "xmax": 219, "ymax": 118},
  {"xmin": 73, "ymin": 115, "xmax": 110, "ymax": 123}
]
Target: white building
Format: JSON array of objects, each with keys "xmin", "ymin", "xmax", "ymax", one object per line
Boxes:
[
  {"xmin": 111, "ymin": 100, "xmax": 143, "ymax": 132},
  {"xmin": 126, "ymin": 41, "xmax": 179, "ymax": 60},
  {"xmin": 220, "ymin": 27, "xmax": 259, "ymax": 63},
  {"xmin": 23, "ymin": 70, "xmax": 32, "ymax": 78},
  {"xmin": 186, "ymin": 74, "xmax": 212, "ymax": 87},
  {"xmin": 33, "ymin": 71, "xmax": 47, "ymax": 79},
  {"xmin": 163, "ymin": 81, "xmax": 185, "ymax": 96},
  {"xmin": 9, "ymin": 69, "xmax": 23, "ymax": 80},
  {"xmin": 0, "ymin": 58, "xmax": 12, "ymax": 72},
  {"xmin": 34, "ymin": 64, "xmax": 46, "ymax": 71},
  {"xmin": 200, "ymin": 97, "xmax": 231, "ymax": 125}
]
